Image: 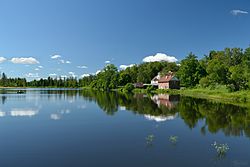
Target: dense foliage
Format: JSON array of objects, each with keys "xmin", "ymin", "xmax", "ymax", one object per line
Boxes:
[
  {"xmin": 194, "ymin": 47, "xmax": 250, "ymax": 91},
  {"xmin": 86, "ymin": 62, "xmax": 179, "ymax": 90},
  {"xmin": 84, "ymin": 46, "xmax": 250, "ymax": 92},
  {"xmin": 1, "ymin": 46, "xmax": 250, "ymax": 92}
]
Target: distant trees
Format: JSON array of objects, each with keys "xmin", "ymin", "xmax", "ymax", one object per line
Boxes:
[
  {"xmin": 28, "ymin": 77, "xmax": 79, "ymax": 88},
  {"xmin": 1, "ymin": 46, "xmax": 250, "ymax": 92},
  {"xmin": 0, "ymin": 73, "xmax": 80, "ymax": 88},
  {"xmin": 0, "ymin": 73, "xmax": 27, "ymax": 87}
]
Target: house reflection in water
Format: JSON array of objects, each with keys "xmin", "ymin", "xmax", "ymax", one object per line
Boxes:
[{"xmin": 151, "ymin": 94, "xmax": 180, "ymax": 109}]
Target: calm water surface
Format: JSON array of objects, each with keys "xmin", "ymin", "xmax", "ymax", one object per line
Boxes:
[{"xmin": 0, "ymin": 88, "xmax": 250, "ymax": 167}]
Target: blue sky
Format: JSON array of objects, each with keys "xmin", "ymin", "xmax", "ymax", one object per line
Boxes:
[{"xmin": 0, "ymin": 0, "xmax": 249, "ymax": 79}]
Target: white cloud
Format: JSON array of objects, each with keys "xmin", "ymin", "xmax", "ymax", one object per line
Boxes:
[
  {"xmin": 119, "ymin": 64, "xmax": 135, "ymax": 70},
  {"xmin": 231, "ymin": 9, "xmax": 248, "ymax": 16},
  {"xmin": 95, "ymin": 70, "xmax": 101, "ymax": 75},
  {"xmin": 25, "ymin": 73, "xmax": 39, "ymax": 78},
  {"xmin": 0, "ymin": 57, "xmax": 7, "ymax": 63},
  {"xmin": 51, "ymin": 54, "xmax": 61, "ymax": 59},
  {"xmin": 59, "ymin": 60, "xmax": 65, "ymax": 64},
  {"xmin": 69, "ymin": 72, "xmax": 77, "ymax": 77},
  {"xmin": 11, "ymin": 57, "xmax": 39, "ymax": 64},
  {"xmin": 81, "ymin": 74, "xmax": 90, "ymax": 78},
  {"xmin": 49, "ymin": 73, "xmax": 57, "ymax": 77},
  {"xmin": 105, "ymin": 60, "xmax": 111, "ymax": 64},
  {"xmin": 38, "ymin": 65, "xmax": 43, "ymax": 68},
  {"xmin": 142, "ymin": 53, "xmax": 178, "ymax": 63},
  {"xmin": 59, "ymin": 59, "xmax": 71, "ymax": 64},
  {"xmin": 60, "ymin": 75, "xmax": 67, "ymax": 78},
  {"xmin": 77, "ymin": 65, "xmax": 88, "ymax": 69},
  {"xmin": 34, "ymin": 68, "xmax": 40, "ymax": 71}
]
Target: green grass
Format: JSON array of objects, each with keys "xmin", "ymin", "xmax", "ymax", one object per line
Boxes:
[
  {"xmin": 180, "ymin": 88, "xmax": 250, "ymax": 103},
  {"xmin": 177, "ymin": 87, "xmax": 250, "ymax": 109}
]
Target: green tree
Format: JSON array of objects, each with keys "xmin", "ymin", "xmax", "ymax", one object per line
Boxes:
[{"xmin": 177, "ymin": 53, "xmax": 205, "ymax": 87}]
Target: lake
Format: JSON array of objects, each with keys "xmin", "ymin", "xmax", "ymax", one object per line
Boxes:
[{"xmin": 0, "ymin": 88, "xmax": 249, "ymax": 167}]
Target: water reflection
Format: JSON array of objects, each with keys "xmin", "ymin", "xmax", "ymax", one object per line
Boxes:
[
  {"xmin": 1, "ymin": 89, "xmax": 250, "ymax": 138},
  {"xmin": 151, "ymin": 94, "xmax": 179, "ymax": 109},
  {"xmin": 0, "ymin": 111, "xmax": 6, "ymax": 117},
  {"xmin": 79, "ymin": 90, "xmax": 250, "ymax": 138},
  {"xmin": 10, "ymin": 108, "xmax": 39, "ymax": 117},
  {"xmin": 144, "ymin": 114, "xmax": 177, "ymax": 122},
  {"xmin": 0, "ymin": 108, "xmax": 39, "ymax": 117},
  {"xmin": 1, "ymin": 96, "xmax": 7, "ymax": 104},
  {"xmin": 50, "ymin": 114, "xmax": 61, "ymax": 120}
]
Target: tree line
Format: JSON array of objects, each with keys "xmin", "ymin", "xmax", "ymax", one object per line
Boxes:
[
  {"xmin": 82, "ymin": 46, "xmax": 250, "ymax": 92},
  {"xmin": 0, "ymin": 74, "xmax": 81, "ymax": 88},
  {"xmin": 83, "ymin": 61, "xmax": 179, "ymax": 90},
  {"xmin": 177, "ymin": 47, "xmax": 250, "ymax": 91},
  {"xmin": 1, "ymin": 46, "xmax": 250, "ymax": 91}
]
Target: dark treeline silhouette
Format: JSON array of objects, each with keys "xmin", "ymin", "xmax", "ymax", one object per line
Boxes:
[{"xmin": 0, "ymin": 73, "xmax": 88, "ymax": 88}]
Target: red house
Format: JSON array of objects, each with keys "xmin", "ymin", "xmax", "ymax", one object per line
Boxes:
[{"xmin": 158, "ymin": 73, "xmax": 180, "ymax": 89}]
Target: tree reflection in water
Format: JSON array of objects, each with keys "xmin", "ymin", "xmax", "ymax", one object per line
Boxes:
[
  {"xmin": 1, "ymin": 89, "xmax": 250, "ymax": 138},
  {"xmin": 79, "ymin": 89, "xmax": 250, "ymax": 138}
]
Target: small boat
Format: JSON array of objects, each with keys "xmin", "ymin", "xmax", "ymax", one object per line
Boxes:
[{"xmin": 17, "ymin": 90, "xmax": 25, "ymax": 94}]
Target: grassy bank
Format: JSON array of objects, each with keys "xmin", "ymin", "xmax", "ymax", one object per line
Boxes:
[
  {"xmin": 179, "ymin": 88, "xmax": 250, "ymax": 103},
  {"xmin": 129, "ymin": 86, "xmax": 250, "ymax": 107}
]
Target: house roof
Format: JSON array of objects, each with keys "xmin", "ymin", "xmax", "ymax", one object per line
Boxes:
[{"xmin": 158, "ymin": 75, "xmax": 179, "ymax": 83}]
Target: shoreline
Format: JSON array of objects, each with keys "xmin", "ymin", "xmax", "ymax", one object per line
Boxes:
[
  {"xmin": 128, "ymin": 87, "xmax": 250, "ymax": 107},
  {"xmin": 1, "ymin": 86, "xmax": 250, "ymax": 107}
]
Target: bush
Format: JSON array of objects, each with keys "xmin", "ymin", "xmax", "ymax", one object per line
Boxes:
[
  {"xmin": 146, "ymin": 85, "xmax": 156, "ymax": 93},
  {"xmin": 123, "ymin": 83, "xmax": 134, "ymax": 93},
  {"xmin": 199, "ymin": 77, "xmax": 209, "ymax": 88}
]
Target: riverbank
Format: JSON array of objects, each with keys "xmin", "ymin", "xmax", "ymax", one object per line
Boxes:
[
  {"xmin": 1, "ymin": 86, "xmax": 249, "ymax": 105},
  {"xmin": 179, "ymin": 88, "xmax": 250, "ymax": 103},
  {"xmin": 131, "ymin": 87, "xmax": 250, "ymax": 106}
]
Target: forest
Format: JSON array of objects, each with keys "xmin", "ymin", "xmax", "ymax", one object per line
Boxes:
[
  {"xmin": 1, "ymin": 46, "xmax": 250, "ymax": 92},
  {"xmin": 82, "ymin": 46, "xmax": 250, "ymax": 92}
]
